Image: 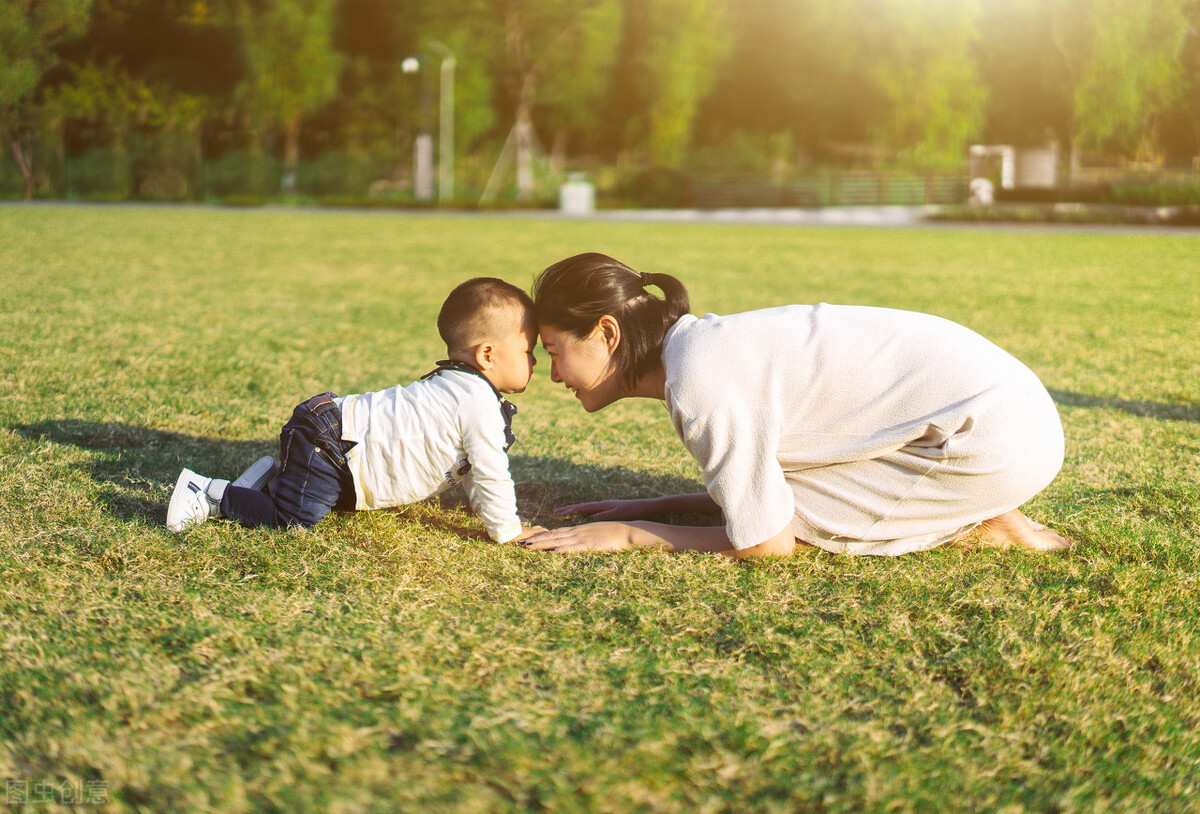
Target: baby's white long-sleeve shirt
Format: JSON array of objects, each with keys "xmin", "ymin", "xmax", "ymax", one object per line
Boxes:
[{"xmin": 336, "ymin": 370, "xmax": 523, "ymax": 543}]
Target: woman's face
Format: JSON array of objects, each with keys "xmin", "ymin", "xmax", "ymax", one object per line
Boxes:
[{"xmin": 539, "ymin": 321, "xmax": 623, "ymax": 412}]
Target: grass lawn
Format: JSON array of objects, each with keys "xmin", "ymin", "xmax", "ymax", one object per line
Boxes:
[{"xmin": 1, "ymin": 204, "xmax": 1198, "ymax": 812}]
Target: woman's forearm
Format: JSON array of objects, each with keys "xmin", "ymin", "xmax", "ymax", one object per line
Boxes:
[
  {"xmin": 648, "ymin": 492, "xmax": 722, "ymax": 516},
  {"xmin": 626, "ymin": 521, "xmax": 733, "ymax": 553},
  {"xmin": 522, "ymin": 517, "xmax": 794, "ymax": 559},
  {"xmin": 625, "ymin": 521, "xmax": 795, "ymax": 559}
]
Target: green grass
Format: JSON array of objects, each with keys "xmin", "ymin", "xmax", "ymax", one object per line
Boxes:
[{"xmin": 1, "ymin": 205, "xmax": 1198, "ymax": 811}]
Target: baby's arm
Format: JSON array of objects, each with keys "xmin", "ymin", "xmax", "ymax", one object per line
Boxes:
[
  {"xmin": 460, "ymin": 456, "xmax": 525, "ymax": 543},
  {"xmin": 458, "ymin": 401, "xmax": 530, "ymax": 543}
]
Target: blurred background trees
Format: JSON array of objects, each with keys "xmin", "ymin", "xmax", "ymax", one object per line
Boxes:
[
  {"xmin": 3, "ymin": 0, "xmax": 1199, "ymax": 203},
  {"xmin": 1, "ymin": 0, "xmax": 93, "ymax": 199}
]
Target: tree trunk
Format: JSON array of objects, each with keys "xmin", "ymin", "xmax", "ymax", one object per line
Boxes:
[
  {"xmin": 514, "ymin": 74, "xmax": 537, "ymax": 200},
  {"xmin": 551, "ymin": 131, "xmax": 567, "ymax": 173},
  {"xmin": 515, "ymin": 109, "xmax": 534, "ymax": 200},
  {"xmin": 10, "ymin": 136, "xmax": 34, "ymax": 201},
  {"xmin": 282, "ymin": 115, "xmax": 300, "ymax": 193}
]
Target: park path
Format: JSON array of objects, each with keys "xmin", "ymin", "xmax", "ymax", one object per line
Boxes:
[{"xmin": 5, "ymin": 200, "xmax": 1200, "ymax": 235}]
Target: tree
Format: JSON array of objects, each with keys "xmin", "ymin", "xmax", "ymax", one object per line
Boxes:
[
  {"xmin": 864, "ymin": 0, "xmax": 986, "ymax": 167},
  {"xmin": 611, "ymin": 0, "xmax": 731, "ymax": 167},
  {"xmin": 695, "ymin": 0, "xmax": 875, "ymax": 159},
  {"xmin": 976, "ymin": 0, "xmax": 1069, "ymax": 147},
  {"xmin": 991, "ymin": 0, "xmax": 1194, "ymax": 168},
  {"xmin": 640, "ymin": 0, "xmax": 730, "ymax": 166},
  {"xmin": 1157, "ymin": 0, "xmax": 1200, "ymax": 164},
  {"xmin": 692, "ymin": 0, "xmax": 985, "ymax": 169},
  {"xmin": 535, "ymin": 0, "xmax": 622, "ymax": 160},
  {"xmin": 234, "ymin": 0, "xmax": 344, "ymax": 190},
  {"xmin": 329, "ymin": 0, "xmax": 496, "ymax": 187},
  {"xmin": 469, "ymin": 0, "xmax": 622, "ymax": 200},
  {"xmin": 1059, "ymin": 0, "xmax": 1191, "ymax": 164},
  {"xmin": 0, "ymin": 0, "xmax": 92, "ymax": 198}
]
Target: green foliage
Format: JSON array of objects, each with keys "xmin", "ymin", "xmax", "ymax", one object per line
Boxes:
[
  {"xmin": 294, "ymin": 150, "xmax": 388, "ymax": 200},
  {"xmin": 0, "ymin": 0, "xmax": 93, "ymax": 198},
  {"xmin": 0, "ymin": 0, "xmax": 92, "ymax": 117},
  {"xmin": 1064, "ymin": 0, "xmax": 1191, "ymax": 156},
  {"xmin": 65, "ymin": 147, "xmax": 132, "ymax": 199},
  {"xmin": 868, "ymin": 0, "xmax": 986, "ymax": 166},
  {"xmin": 44, "ymin": 61, "xmax": 211, "ymax": 201},
  {"xmin": 0, "ymin": 153, "xmax": 22, "ymax": 197},
  {"xmin": 237, "ymin": 0, "xmax": 345, "ymax": 123},
  {"xmin": 611, "ymin": 165, "xmax": 695, "ymax": 207},
  {"xmin": 444, "ymin": 34, "xmax": 497, "ymax": 157},
  {"xmin": 2, "ymin": 207, "xmax": 1199, "ymax": 808},
  {"xmin": 236, "ymin": 0, "xmax": 345, "ymax": 178},
  {"xmin": 533, "ymin": 0, "xmax": 623, "ymax": 138},
  {"xmin": 639, "ymin": 0, "xmax": 731, "ymax": 166},
  {"xmin": 460, "ymin": 0, "xmax": 623, "ymax": 200},
  {"xmin": 1007, "ymin": 0, "xmax": 1195, "ymax": 160},
  {"xmin": 49, "ymin": 61, "xmax": 212, "ymax": 131},
  {"xmin": 0, "ymin": 127, "xmax": 63, "ymax": 197},
  {"xmin": 200, "ymin": 149, "xmax": 282, "ymax": 200},
  {"xmin": 6, "ymin": 0, "xmax": 1200, "ymax": 197},
  {"xmin": 686, "ymin": 131, "xmax": 794, "ymax": 173},
  {"xmin": 697, "ymin": 0, "xmax": 872, "ymax": 155},
  {"xmin": 990, "ymin": 178, "xmax": 1200, "ymax": 208},
  {"xmin": 129, "ymin": 130, "xmax": 200, "ymax": 201},
  {"xmin": 1105, "ymin": 179, "xmax": 1200, "ymax": 207}
]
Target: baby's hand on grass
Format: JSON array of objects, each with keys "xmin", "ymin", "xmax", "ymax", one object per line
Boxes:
[{"xmin": 511, "ymin": 525, "xmax": 549, "ymax": 542}]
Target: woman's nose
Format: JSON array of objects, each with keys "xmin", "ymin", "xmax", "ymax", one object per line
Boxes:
[{"xmin": 550, "ymin": 361, "xmax": 561, "ymax": 382}]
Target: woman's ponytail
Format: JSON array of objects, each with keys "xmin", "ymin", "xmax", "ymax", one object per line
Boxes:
[
  {"xmin": 643, "ymin": 271, "xmax": 690, "ymax": 326},
  {"xmin": 534, "ymin": 253, "xmax": 691, "ymax": 389}
]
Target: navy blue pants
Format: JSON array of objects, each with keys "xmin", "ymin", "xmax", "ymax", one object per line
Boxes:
[{"xmin": 222, "ymin": 392, "xmax": 356, "ymax": 529}]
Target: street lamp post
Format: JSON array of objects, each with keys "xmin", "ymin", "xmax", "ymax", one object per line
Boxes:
[
  {"xmin": 402, "ymin": 56, "xmax": 434, "ymax": 201},
  {"xmin": 402, "ymin": 43, "xmax": 455, "ymax": 205},
  {"xmin": 428, "ymin": 41, "xmax": 455, "ymax": 204}
]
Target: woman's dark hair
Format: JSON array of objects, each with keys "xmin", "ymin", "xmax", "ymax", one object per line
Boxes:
[{"xmin": 533, "ymin": 253, "xmax": 690, "ymax": 388}]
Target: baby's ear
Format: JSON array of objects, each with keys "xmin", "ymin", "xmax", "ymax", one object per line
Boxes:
[{"xmin": 472, "ymin": 342, "xmax": 494, "ymax": 371}]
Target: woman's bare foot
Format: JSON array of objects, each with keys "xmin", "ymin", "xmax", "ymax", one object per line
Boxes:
[{"xmin": 974, "ymin": 509, "xmax": 1074, "ymax": 551}]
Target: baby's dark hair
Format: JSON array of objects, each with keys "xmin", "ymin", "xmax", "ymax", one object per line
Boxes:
[
  {"xmin": 533, "ymin": 253, "xmax": 690, "ymax": 388},
  {"xmin": 438, "ymin": 277, "xmax": 534, "ymax": 353}
]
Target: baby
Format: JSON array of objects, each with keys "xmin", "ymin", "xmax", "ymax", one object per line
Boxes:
[{"xmin": 167, "ymin": 277, "xmax": 544, "ymax": 543}]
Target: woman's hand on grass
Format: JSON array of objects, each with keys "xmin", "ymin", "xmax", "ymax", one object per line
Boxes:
[
  {"xmin": 521, "ymin": 520, "xmax": 796, "ymax": 558},
  {"xmin": 519, "ymin": 522, "xmax": 637, "ymax": 553},
  {"xmin": 554, "ymin": 499, "xmax": 653, "ymax": 522},
  {"xmin": 554, "ymin": 493, "xmax": 720, "ymax": 521}
]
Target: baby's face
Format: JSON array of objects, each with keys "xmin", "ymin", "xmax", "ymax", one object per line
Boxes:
[{"xmin": 485, "ymin": 309, "xmax": 538, "ymax": 394}]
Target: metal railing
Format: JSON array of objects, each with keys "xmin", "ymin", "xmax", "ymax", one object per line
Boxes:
[{"xmin": 686, "ymin": 171, "xmax": 968, "ymax": 208}]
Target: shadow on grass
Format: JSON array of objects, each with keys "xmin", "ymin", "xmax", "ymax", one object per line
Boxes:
[
  {"xmin": 1050, "ymin": 389, "xmax": 1199, "ymax": 424},
  {"xmin": 508, "ymin": 453, "xmax": 712, "ymax": 528},
  {"xmin": 12, "ymin": 420, "xmax": 712, "ymax": 530},
  {"xmin": 425, "ymin": 453, "xmax": 712, "ymax": 529},
  {"xmin": 15, "ymin": 419, "xmax": 277, "ymax": 523}
]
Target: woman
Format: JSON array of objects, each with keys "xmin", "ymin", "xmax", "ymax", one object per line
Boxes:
[{"xmin": 523, "ymin": 253, "xmax": 1072, "ymax": 560}]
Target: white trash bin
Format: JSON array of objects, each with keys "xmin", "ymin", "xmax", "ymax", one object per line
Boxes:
[{"xmin": 559, "ymin": 176, "xmax": 595, "ymax": 215}]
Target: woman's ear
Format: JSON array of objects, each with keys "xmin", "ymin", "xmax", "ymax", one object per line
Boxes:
[{"xmin": 596, "ymin": 315, "xmax": 621, "ymax": 353}]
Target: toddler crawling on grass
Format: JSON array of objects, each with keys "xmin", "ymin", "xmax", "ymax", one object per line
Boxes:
[{"xmin": 167, "ymin": 277, "xmax": 545, "ymax": 543}]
